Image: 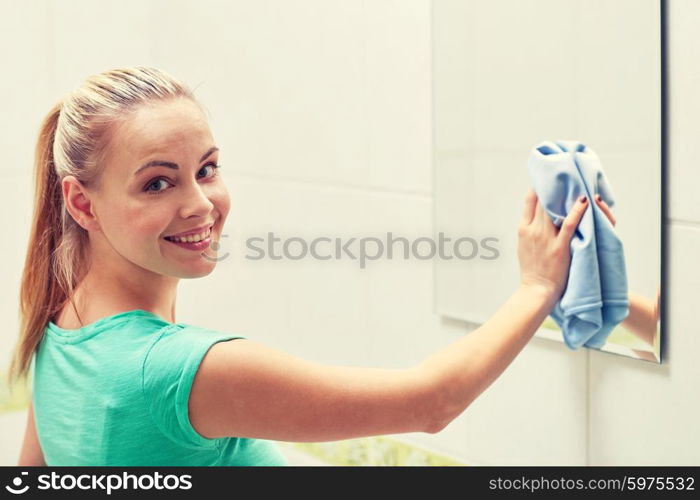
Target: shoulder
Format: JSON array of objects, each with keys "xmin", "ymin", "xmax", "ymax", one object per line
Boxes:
[
  {"xmin": 142, "ymin": 324, "xmax": 245, "ymax": 379},
  {"xmin": 140, "ymin": 324, "xmax": 245, "ymax": 447}
]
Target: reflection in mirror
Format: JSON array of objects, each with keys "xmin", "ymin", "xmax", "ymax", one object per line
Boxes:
[{"xmin": 432, "ymin": 0, "xmax": 662, "ymax": 362}]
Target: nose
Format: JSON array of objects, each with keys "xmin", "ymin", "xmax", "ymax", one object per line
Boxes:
[{"xmin": 178, "ymin": 181, "xmax": 215, "ymax": 219}]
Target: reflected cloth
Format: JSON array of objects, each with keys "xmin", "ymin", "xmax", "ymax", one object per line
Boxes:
[{"xmin": 527, "ymin": 140, "xmax": 629, "ymax": 349}]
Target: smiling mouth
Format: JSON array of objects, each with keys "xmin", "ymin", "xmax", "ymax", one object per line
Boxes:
[{"xmin": 163, "ymin": 224, "xmax": 214, "ymax": 243}]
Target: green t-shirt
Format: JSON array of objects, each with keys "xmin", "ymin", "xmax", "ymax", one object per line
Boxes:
[{"xmin": 33, "ymin": 309, "xmax": 287, "ymax": 466}]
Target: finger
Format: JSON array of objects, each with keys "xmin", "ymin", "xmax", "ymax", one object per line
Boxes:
[
  {"xmin": 533, "ymin": 197, "xmax": 546, "ymax": 228},
  {"xmin": 521, "ymin": 189, "xmax": 538, "ymax": 226},
  {"xmin": 536, "ymin": 201, "xmax": 559, "ymax": 236},
  {"xmin": 531, "ymin": 197, "xmax": 558, "ymax": 234},
  {"xmin": 557, "ymin": 195, "xmax": 589, "ymax": 243},
  {"xmin": 594, "ymin": 194, "xmax": 616, "ymax": 226}
]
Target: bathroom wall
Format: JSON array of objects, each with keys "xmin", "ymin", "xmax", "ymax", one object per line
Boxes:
[{"xmin": 1, "ymin": 0, "xmax": 698, "ymax": 465}]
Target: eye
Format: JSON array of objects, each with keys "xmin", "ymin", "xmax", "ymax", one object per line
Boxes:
[
  {"xmin": 144, "ymin": 178, "xmax": 171, "ymax": 194},
  {"xmin": 198, "ymin": 162, "xmax": 221, "ymax": 179},
  {"xmin": 143, "ymin": 162, "xmax": 222, "ymax": 195}
]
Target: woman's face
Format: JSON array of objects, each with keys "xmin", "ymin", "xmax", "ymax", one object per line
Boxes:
[{"xmin": 76, "ymin": 97, "xmax": 230, "ymax": 279}]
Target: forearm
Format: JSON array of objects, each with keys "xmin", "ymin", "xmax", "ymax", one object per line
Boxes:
[{"xmin": 415, "ymin": 284, "xmax": 556, "ymax": 429}]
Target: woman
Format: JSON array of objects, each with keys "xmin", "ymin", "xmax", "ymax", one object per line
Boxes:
[{"xmin": 9, "ymin": 67, "xmax": 592, "ymax": 466}]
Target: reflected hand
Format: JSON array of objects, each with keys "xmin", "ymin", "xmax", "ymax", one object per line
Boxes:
[{"xmin": 595, "ymin": 193, "xmax": 661, "ymax": 352}]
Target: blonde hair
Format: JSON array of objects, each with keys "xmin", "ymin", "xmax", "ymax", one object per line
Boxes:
[{"xmin": 6, "ymin": 67, "xmax": 200, "ymax": 389}]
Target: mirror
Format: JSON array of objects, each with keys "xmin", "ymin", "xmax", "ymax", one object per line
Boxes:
[{"xmin": 432, "ymin": 0, "xmax": 662, "ymax": 362}]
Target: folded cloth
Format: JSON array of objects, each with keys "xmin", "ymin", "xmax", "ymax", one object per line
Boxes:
[{"xmin": 527, "ymin": 140, "xmax": 629, "ymax": 349}]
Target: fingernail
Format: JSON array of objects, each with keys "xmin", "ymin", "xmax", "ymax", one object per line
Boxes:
[
  {"xmin": 595, "ymin": 194, "xmax": 601, "ymax": 201},
  {"xmin": 579, "ymin": 195, "xmax": 587, "ymax": 204}
]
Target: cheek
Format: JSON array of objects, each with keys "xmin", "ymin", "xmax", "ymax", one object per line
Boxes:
[
  {"xmin": 212, "ymin": 185, "xmax": 231, "ymax": 220},
  {"xmin": 118, "ymin": 206, "xmax": 168, "ymax": 242}
]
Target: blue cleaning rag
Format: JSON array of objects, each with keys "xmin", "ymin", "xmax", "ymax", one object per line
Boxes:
[{"xmin": 527, "ymin": 140, "xmax": 629, "ymax": 349}]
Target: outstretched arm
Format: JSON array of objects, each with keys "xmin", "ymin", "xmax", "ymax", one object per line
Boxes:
[{"xmin": 189, "ymin": 191, "xmax": 589, "ymax": 442}]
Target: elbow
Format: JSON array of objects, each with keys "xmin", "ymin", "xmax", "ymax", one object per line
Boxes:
[
  {"xmin": 415, "ymin": 372, "xmax": 470, "ymax": 435},
  {"xmin": 423, "ymin": 401, "xmax": 465, "ymax": 434},
  {"xmin": 424, "ymin": 415, "xmax": 449, "ymax": 434}
]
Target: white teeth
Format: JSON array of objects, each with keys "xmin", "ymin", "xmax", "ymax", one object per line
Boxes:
[{"xmin": 167, "ymin": 227, "xmax": 211, "ymax": 243}]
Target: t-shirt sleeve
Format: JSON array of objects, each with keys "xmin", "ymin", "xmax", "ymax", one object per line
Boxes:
[{"xmin": 142, "ymin": 324, "xmax": 244, "ymax": 449}]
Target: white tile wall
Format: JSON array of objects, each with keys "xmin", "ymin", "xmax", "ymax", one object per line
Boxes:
[
  {"xmin": 150, "ymin": 0, "xmax": 372, "ymax": 188},
  {"xmin": 667, "ymin": 0, "xmax": 700, "ymax": 223},
  {"xmin": 0, "ymin": 0, "xmax": 54, "ymax": 178},
  {"xmin": 51, "ymin": 0, "xmax": 154, "ymax": 93}
]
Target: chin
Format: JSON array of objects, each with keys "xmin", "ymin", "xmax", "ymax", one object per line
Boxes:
[
  {"xmin": 165, "ymin": 258, "xmax": 217, "ymax": 279},
  {"xmin": 181, "ymin": 262, "xmax": 217, "ymax": 279}
]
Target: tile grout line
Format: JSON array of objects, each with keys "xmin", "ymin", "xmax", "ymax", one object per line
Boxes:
[{"xmin": 666, "ymin": 218, "xmax": 700, "ymax": 229}]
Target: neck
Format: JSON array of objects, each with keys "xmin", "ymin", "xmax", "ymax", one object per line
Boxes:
[{"xmin": 67, "ymin": 258, "xmax": 179, "ymax": 325}]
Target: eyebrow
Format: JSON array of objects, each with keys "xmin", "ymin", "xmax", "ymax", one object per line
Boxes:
[{"xmin": 133, "ymin": 146, "xmax": 219, "ymax": 176}]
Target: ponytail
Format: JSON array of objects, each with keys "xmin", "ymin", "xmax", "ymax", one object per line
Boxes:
[{"xmin": 7, "ymin": 102, "xmax": 70, "ymax": 390}]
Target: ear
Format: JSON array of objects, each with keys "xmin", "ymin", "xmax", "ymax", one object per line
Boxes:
[{"xmin": 61, "ymin": 176, "xmax": 100, "ymax": 231}]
